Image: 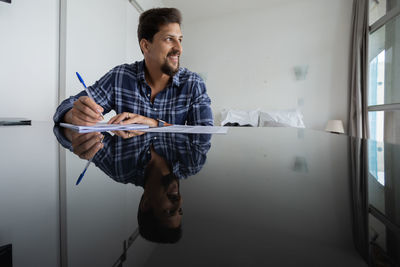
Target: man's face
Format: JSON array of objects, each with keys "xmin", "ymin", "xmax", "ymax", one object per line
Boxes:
[
  {"xmin": 151, "ymin": 175, "xmax": 183, "ymax": 228},
  {"xmin": 144, "ymin": 23, "xmax": 183, "ymax": 76},
  {"xmin": 143, "ymin": 171, "xmax": 183, "ymax": 228}
]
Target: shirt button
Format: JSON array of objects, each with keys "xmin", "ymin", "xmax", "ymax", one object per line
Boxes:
[
  {"xmin": 154, "ymin": 108, "xmax": 157, "ymax": 111},
  {"xmin": 147, "ymin": 150, "xmax": 150, "ymax": 154},
  {"xmin": 147, "ymin": 94, "xmax": 150, "ymax": 97},
  {"xmin": 154, "ymin": 137, "xmax": 157, "ymax": 140}
]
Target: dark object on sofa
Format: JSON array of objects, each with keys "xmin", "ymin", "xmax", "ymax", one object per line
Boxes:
[{"xmin": 223, "ymin": 122, "xmax": 253, "ymax": 127}]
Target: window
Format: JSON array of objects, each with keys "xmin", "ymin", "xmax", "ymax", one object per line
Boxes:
[
  {"xmin": 368, "ymin": 0, "xmax": 400, "ymax": 145},
  {"xmin": 368, "ymin": 0, "xmax": 400, "ymax": 184}
]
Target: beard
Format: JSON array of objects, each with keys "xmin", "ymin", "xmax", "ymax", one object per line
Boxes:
[{"xmin": 161, "ymin": 51, "xmax": 180, "ymax": 76}]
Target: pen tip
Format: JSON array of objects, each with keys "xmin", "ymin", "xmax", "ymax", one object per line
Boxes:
[{"xmin": 76, "ymin": 169, "xmax": 86, "ymax": 185}]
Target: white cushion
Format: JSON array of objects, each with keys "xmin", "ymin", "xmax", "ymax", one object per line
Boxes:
[
  {"xmin": 221, "ymin": 109, "xmax": 259, "ymax": 127},
  {"xmin": 259, "ymin": 109, "xmax": 305, "ymax": 128}
]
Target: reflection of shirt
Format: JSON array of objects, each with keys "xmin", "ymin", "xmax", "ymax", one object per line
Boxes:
[
  {"xmin": 53, "ymin": 60, "xmax": 213, "ymax": 126},
  {"xmin": 53, "ymin": 127, "xmax": 211, "ymax": 187}
]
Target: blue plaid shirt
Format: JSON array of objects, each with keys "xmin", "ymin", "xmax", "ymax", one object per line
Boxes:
[
  {"xmin": 53, "ymin": 126, "xmax": 211, "ymax": 187},
  {"xmin": 53, "ymin": 60, "xmax": 213, "ymax": 125}
]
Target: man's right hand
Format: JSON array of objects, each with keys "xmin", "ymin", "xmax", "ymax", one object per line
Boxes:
[
  {"xmin": 63, "ymin": 96, "xmax": 104, "ymax": 125},
  {"xmin": 71, "ymin": 132, "xmax": 104, "ymax": 160}
]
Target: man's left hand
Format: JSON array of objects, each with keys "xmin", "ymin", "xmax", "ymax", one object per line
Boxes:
[{"xmin": 108, "ymin": 112, "xmax": 158, "ymax": 127}]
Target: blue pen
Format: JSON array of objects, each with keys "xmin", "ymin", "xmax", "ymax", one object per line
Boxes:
[
  {"xmin": 75, "ymin": 72, "xmax": 103, "ymax": 185},
  {"xmin": 76, "ymin": 72, "xmax": 91, "ymax": 95},
  {"xmin": 76, "ymin": 158, "xmax": 93, "ymax": 185},
  {"xmin": 76, "ymin": 72, "xmax": 104, "ymax": 119},
  {"xmin": 75, "ymin": 135, "xmax": 104, "ymax": 185}
]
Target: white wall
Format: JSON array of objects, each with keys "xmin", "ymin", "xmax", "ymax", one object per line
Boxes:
[
  {"xmin": 62, "ymin": 0, "xmax": 132, "ymax": 98},
  {"xmin": 0, "ymin": 0, "xmax": 59, "ymax": 121},
  {"xmin": 179, "ymin": 0, "xmax": 352, "ymax": 131},
  {"xmin": 126, "ymin": 2, "xmax": 143, "ymax": 63},
  {"xmin": 136, "ymin": 0, "xmax": 164, "ymax": 11}
]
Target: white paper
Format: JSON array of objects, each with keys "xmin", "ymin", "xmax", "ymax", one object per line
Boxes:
[
  {"xmin": 60, "ymin": 122, "xmax": 149, "ymax": 133},
  {"xmin": 141, "ymin": 125, "xmax": 228, "ymax": 134}
]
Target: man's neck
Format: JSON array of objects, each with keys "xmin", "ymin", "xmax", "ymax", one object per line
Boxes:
[
  {"xmin": 149, "ymin": 146, "xmax": 171, "ymax": 176},
  {"xmin": 144, "ymin": 60, "xmax": 171, "ymax": 93}
]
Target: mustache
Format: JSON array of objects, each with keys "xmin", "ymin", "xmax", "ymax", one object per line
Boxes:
[{"xmin": 167, "ymin": 50, "xmax": 180, "ymax": 57}]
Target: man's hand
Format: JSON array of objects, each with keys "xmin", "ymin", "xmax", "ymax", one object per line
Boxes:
[
  {"xmin": 108, "ymin": 112, "xmax": 158, "ymax": 127},
  {"xmin": 63, "ymin": 96, "xmax": 104, "ymax": 126},
  {"xmin": 71, "ymin": 132, "xmax": 104, "ymax": 160}
]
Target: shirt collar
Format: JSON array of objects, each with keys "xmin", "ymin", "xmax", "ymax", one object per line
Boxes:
[
  {"xmin": 139, "ymin": 59, "xmax": 181, "ymax": 87},
  {"xmin": 138, "ymin": 60, "xmax": 146, "ymax": 84},
  {"xmin": 172, "ymin": 68, "xmax": 181, "ymax": 87}
]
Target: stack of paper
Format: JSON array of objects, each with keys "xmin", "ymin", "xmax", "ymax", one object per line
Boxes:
[
  {"xmin": 60, "ymin": 122, "xmax": 149, "ymax": 133},
  {"xmin": 141, "ymin": 125, "xmax": 228, "ymax": 134},
  {"xmin": 60, "ymin": 123, "xmax": 229, "ymax": 134}
]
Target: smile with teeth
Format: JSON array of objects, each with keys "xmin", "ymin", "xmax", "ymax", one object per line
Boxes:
[
  {"xmin": 167, "ymin": 181, "xmax": 179, "ymax": 195},
  {"xmin": 167, "ymin": 54, "xmax": 179, "ymax": 63}
]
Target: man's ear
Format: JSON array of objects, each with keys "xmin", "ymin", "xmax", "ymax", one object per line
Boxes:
[
  {"xmin": 139, "ymin": 193, "xmax": 151, "ymax": 211},
  {"xmin": 140, "ymin": 39, "xmax": 151, "ymax": 54}
]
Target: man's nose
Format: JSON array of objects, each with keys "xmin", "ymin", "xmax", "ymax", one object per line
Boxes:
[{"xmin": 174, "ymin": 40, "xmax": 182, "ymax": 54}]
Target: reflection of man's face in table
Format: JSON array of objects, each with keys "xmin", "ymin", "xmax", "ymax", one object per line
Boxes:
[
  {"xmin": 141, "ymin": 172, "xmax": 183, "ymax": 228},
  {"xmin": 138, "ymin": 146, "xmax": 183, "ymax": 243}
]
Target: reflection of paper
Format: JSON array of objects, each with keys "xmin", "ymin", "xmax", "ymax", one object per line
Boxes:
[
  {"xmin": 60, "ymin": 122, "xmax": 149, "ymax": 133},
  {"xmin": 141, "ymin": 125, "xmax": 228, "ymax": 134}
]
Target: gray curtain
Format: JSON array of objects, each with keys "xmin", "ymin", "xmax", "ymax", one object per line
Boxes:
[
  {"xmin": 349, "ymin": 2, "xmax": 370, "ymax": 259},
  {"xmin": 349, "ymin": 0, "xmax": 369, "ymax": 139},
  {"xmin": 349, "ymin": 137, "xmax": 369, "ymax": 262}
]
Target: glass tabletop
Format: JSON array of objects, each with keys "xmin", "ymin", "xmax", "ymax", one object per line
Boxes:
[{"xmin": 1, "ymin": 122, "xmax": 399, "ymax": 266}]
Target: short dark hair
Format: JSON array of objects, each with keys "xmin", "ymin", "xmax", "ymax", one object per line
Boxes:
[
  {"xmin": 137, "ymin": 195, "xmax": 182, "ymax": 244},
  {"xmin": 137, "ymin": 8, "xmax": 182, "ymax": 44}
]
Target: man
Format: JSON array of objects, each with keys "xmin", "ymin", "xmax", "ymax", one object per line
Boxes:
[{"xmin": 53, "ymin": 8, "xmax": 213, "ymax": 127}]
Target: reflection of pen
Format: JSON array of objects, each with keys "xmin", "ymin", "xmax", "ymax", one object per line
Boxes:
[
  {"xmin": 76, "ymin": 72, "xmax": 104, "ymax": 119},
  {"xmin": 75, "ymin": 134, "xmax": 104, "ymax": 185},
  {"xmin": 76, "ymin": 158, "xmax": 92, "ymax": 185}
]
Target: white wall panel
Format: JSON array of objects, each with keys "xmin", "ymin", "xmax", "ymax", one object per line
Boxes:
[{"xmin": 0, "ymin": 0, "xmax": 59, "ymax": 121}]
